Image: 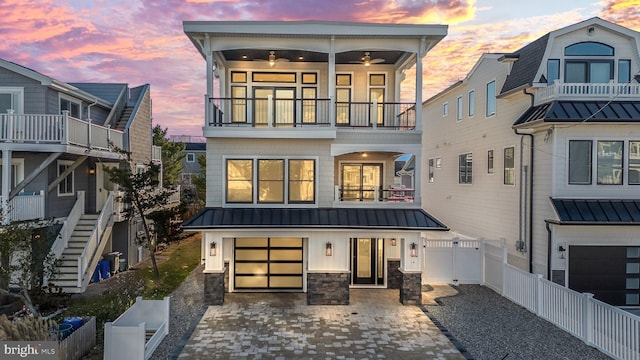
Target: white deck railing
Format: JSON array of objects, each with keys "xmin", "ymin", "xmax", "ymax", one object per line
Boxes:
[
  {"xmin": 0, "ymin": 111, "xmax": 123, "ymax": 150},
  {"xmin": 0, "ymin": 191, "xmax": 45, "ymax": 222},
  {"xmin": 482, "ymin": 242, "xmax": 640, "ymax": 360},
  {"xmin": 50, "ymin": 191, "xmax": 85, "ymax": 261},
  {"xmin": 104, "ymin": 296, "xmax": 170, "ymax": 360},
  {"xmin": 535, "ymin": 81, "xmax": 640, "ymax": 104},
  {"xmin": 77, "ymin": 191, "xmax": 114, "ymax": 290}
]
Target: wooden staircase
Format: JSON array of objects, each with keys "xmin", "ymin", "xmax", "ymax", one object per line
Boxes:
[
  {"xmin": 113, "ymin": 106, "xmax": 133, "ymax": 131},
  {"xmin": 55, "ymin": 214, "xmax": 104, "ymax": 293}
]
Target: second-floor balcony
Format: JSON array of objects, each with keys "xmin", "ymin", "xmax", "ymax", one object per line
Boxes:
[
  {"xmin": 534, "ymin": 81, "xmax": 640, "ymax": 105},
  {"xmin": 206, "ymin": 97, "xmax": 416, "ymax": 131},
  {"xmin": 0, "ymin": 110, "xmax": 124, "ymax": 153}
]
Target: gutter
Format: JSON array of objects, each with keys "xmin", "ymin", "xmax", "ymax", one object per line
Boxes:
[{"xmin": 546, "ymin": 221, "xmax": 552, "ymax": 280}]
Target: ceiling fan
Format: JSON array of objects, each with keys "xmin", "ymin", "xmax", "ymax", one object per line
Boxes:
[
  {"xmin": 254, "ymin": 51, "xmax": 290, "ymax": 67},
  {"xmin": 350, "ymin": 52, "xmax": 385, "ymax": 66}
]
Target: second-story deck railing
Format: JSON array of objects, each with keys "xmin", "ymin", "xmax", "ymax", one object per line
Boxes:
[
  {"xmin": 207, "ymin": 97, "xmax": 416, "ymax": 130},
  {"xmin": 535, "ymin": 81, "xmax": 640, "ymax": 104},
  {"xmin": 0, "ymin": 110, "xmax": 124, "ymax": 150}
]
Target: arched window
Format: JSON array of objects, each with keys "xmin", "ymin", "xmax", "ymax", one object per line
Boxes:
[{"xmin": 565, "ymin": 42, "xmax": 614, "ymax": 56}]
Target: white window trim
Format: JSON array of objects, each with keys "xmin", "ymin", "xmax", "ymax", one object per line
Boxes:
[
  {"xmin": 458, "ymin": 152, "xmax": 473, "ymax": 185},
  {"xmin": 435, "ymin": 157, "xmax": 442, "ymax": 168},
  {"xmin": 485, "ymin": 79, "xmax": 497, "ymax": 118},
  {"xmin": 503, "ymin": 145, "xmax": 516, "ymax": 186},
  {"xmin": 0, "ymin": 87, "xmax": 24, "ymax": 114},
  {"xmin": 442, "ymin": 102, "xmax": 449, "ymax": 117},
  {"xmin": 566, "ymin": 137, "xmax": 636, "ymax": 187},
  {"xmin": 487, "ymin": 148, "xmax": 495, "ymax": 175},
  {"xmin": 0, "ymin": 158, "xmax": 25, "ymax": 191},
  {"xmin": 456, "ymin": 95, "xmax": 463, "ymax": 122},
  {"xmin": 59, "ymin": 93, "xmax": 83, "ymax": 119},
  {"xmin": 186, "ymin": 153, "xmax": 196, "ymax": 163},
  {"xmin": 57, "ymin": 160, "xmax": 75, "ymax": 197},
  {"xmin": 468, "ymin": 89, "xmax": 475, "ymax": 118},
  {"xmin": 428, "ymin": 158, "xmax": 435, "ymax": 183}
]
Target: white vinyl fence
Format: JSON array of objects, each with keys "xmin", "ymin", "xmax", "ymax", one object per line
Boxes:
[
  {"xmin": 104, "ymin": 296, "xmax": 170, "ymax": 360},
  {"xmin": 483, "ymin": 242, "xmax": 640, "ymax": 360}
]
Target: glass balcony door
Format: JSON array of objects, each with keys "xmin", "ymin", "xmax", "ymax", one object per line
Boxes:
[
  {"xmin": 253, "ymin": 87, "xmax": 295, "ymax": 127},
  {"xmin": 341, "ymin": 163, "xmax": 382, "ymax": 201}
]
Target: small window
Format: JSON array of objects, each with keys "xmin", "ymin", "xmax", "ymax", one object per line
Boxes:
[
  {"xmin": 468, "ymin": 90, "xmax": 475, "ymax": 117},
  {"xmin": 568, "ymin": 140, "xmax": 592, "ymax": 185},
  {"xmin": 369, "ymin": 74, "xmax": 385, "ymax": 86},
  {"xmin": 428, "ymin": 159, "xmax": 434, "ymax": 183},
  {"xmin": 302, "ymin": 73, "xmax": 317, "ymax": 84},
  {"xmin": 504, "ymin": 147, "xmax": 515, "ymax": 185},
  {"xmin": 57, "ymin": 161, "xmax": 74, "ymax": 196},
  {"xmin": 619, "ymin": 60, "xmax": 631, "ymax": 83},
  {"xmin": 458, "ymin": 153, "xmax": 473, "ymax": 184},
  {"xmin": 435, "ymin": 158, "xmax": 442, "ymax": 168},
  {"xmin": 486, "ymin": 80, "xmax": 496, "ymax": 117},
  {"xmin": 628, "ymin": 248, "xmax": 640, "ymax": 259},
  {"xmin": 336, "ymin": 74, "xmax": 352, "ymax": 86},
  {"xmin": 456, "ymin": 96, "xmax": 463, "ymax": 121},
  {"xmin": 487, "ymin": 150, "xmax": 494, "ymax": 174},
  {"xmin": 547, "ymin": 59, "xmax": 560, "ymax": 85},
  {"xmin": 252, "ymin": 72, "xmax": 296, "ymax": 83},
  {"xmin": 565, "ymin": 42, "xmax": 614, "ymax": 56},
  {"xmin": 442, "ymin": 102, "xmax": 449, "ymax": 116},
  {"xmin": 186, "ymin": 153, "xmax": 195, "ymax": 163},
  {"xmin": 597, "ymin": 140, "xmax": 623, "ymax": 185},
  {"xmin": 231, "ymin": 72, "xmax": 247, "ymax": 83},
  {"xmin": 60, "ymin": 97, "xmax": 81, "ymax": 118}
]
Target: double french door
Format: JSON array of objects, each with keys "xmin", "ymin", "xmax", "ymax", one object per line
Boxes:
[
  {"xmin": 253, "ymin": 87, "xmax": 295, "ymax": 126},
  {"xmin": 341, "ymin": 163, "xmax": 382, "ymax": 201}
]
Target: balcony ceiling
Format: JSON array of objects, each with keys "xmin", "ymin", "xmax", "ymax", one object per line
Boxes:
[{"xmin": 220, "ymin": 49, "xmax": 405, "ymax": 64}]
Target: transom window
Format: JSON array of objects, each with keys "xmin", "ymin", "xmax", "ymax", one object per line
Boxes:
[
  {"xmin": 565, "ymin": 42, "xmax": 614, "ymax": 56},
  {"xmin": 226, "ymin": 158, "xmax": 315, "ymax": 204},
  {"xmin": 563, "ymin": 42, "xmax": 615, "ymax": 84}
]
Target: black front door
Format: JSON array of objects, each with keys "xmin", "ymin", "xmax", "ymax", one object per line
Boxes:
[{"xmin": 352, "ymin": 238, "xmax": 384, "ymax": 285}]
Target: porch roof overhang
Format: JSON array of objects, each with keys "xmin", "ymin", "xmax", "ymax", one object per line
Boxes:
[
  {"xmin": 513, "ymin": 101, "xmax": 640, "ymax": 126},
  {"xmin": 183, "ymin": 20, "xmax": 447, "ymax": 65},
  {"xmin": 549, "ymin": 198, "xmax": 640, "ymax": 225},
  {"xmin": 182, "ymin": 207, "xmax": 449, "ymax": 231}
]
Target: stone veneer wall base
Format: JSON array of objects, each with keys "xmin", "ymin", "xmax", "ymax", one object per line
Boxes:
[
  {"xmin": 204, "ymin": 272, "xmax": 225, "ymax": 305},
  {"xmin": 387, "ymin": 260, "xmax": 401, "ymax": 289},
  {"xmin": 307, "ymin": 272, "xmax": 350, "ymax": 305},
  {"xmin": 399, "ymin": 271, "xmax": 422, "ymax": 305}
]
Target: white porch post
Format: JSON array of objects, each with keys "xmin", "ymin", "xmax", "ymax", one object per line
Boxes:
[
  {"xmin": 1, "ymin": 150, "xmax": 11, "ymax": 223},
  {"xmin": 414, "ymin": 38, "xmax": 426, "ymax": 132},
  {"xmin": 328, "ymin": 36, "xmax": 336, "ymax": 127},
  {"xmin": 205, "ymin": 35, "xmax": 213, "ymax": 126}
]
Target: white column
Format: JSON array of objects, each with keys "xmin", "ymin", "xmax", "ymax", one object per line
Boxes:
[
  {"xmin": 328, "ymin": 36, "xmax": 336, "ymax": 127},
  {"xmin": 2, "ymin": 150, "xmax": 11, "ymax": 223},
  {"xmin": 415, "ymin": 38, "xmax": 426, "ymax": 132}
]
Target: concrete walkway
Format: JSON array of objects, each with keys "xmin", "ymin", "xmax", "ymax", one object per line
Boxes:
[{"xmin": 179, "ymin": 289, "xmax": 464, "ymax": 359}]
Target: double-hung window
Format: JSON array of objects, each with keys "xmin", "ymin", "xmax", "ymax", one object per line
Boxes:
[
  {"xmin": 459, "ymin": 153, "xmax": 473, "ymax": 184},
  {"xmin": 226, "ymin": 159, "xmax": 253, "ymax": 203},
  {"xmin": 60, "ymin": 96, "xmax": 81, "ymax": 118},
  {"xmin": 57, "ymin": 161, "xmax": 74, "ymax": 196},
  {"xmin": 468, "ymin": 90, "xmax": 475, "ymax": 117},
  {"xmin": 456, "ymin": 96, "xmax": 463, "ymax": 121},
  {"xmin": 597, "ymin": 141, "xmax": 623, "ymax": 185},
  {"xmin": 569, "ymin": 140, "xmax": 593, "ymax": 185},
  {"xmin": 486, "ymin": 81, "xmax": 496, "ymax": 117},
  {"xmin": 504, "ymin": 147, "xmax": 515, "ymax": 185}
]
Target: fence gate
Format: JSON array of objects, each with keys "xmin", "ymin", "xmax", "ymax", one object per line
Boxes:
[{"xmin": 423, "ymin": 239, "xmax": 482, "ymax": 284}]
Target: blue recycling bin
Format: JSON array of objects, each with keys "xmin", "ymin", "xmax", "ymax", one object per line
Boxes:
[
  {"xmin": 91, "ymin": 265, "xmax": 101, "ymax": 283},
  {"xmin": 99, "ymin": 259, "xmax": 111, "ymax": 280},
  {"xmin": 63, "ymin": 317, "xmax": 84, "ymax": 332}
]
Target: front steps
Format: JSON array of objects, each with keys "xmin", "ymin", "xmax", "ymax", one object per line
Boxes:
[{"xmin": 55, "ymin": 214, "xmax": 101, "ymax": 293}]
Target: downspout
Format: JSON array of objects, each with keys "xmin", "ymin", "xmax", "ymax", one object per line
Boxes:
[
  {"xmin": 87, "ymin": 97, "xmax": 98, "ymax": 121},
  {"xmin": 515, "ymin": 87, "xmax": 535, "ymax": 273}
]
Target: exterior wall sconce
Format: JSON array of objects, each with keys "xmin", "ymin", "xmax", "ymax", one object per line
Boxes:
[
  {"xmin": 88, "ymin": 167, "xmax": 96, "ymax": 175},
  {"xmin": 325, "ymin": 242, "xmax": 333, "ymax": 256},
  {"xmin": 210, "ymin": 241, "xmax": 217, "ymax": 257},
  {"xmin": 391, "ymin": 238, "xmax": 397, "ymax": 246},
  {"xmin": 558, "ymin": 245, "xmax": 566, "ymax": 259},
  {"xmin": 410, "ymin": 242, "xmax": 418, "ymax": 257}
]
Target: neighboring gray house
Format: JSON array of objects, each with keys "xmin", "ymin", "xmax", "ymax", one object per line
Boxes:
[
  {"xmin": 180, "ymin": 141, "xmax": 206, "ymax": 188},
  {"xmin": 0, "ymin": 58, "xmax": 162, "ymax": 292}
]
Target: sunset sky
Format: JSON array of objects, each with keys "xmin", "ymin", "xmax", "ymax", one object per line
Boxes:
[{"xmin": 1, "ymin": 0, "xmax": 638, "ymax": 136}]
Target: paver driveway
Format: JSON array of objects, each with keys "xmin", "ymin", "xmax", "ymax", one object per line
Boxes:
[{"xmin": 179, "ymin": 289, "xmax": 464, "ymax": 359}]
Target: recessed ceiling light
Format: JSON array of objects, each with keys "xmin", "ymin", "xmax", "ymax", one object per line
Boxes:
[
  {"xmin": 242, "ymin": 55, "xmax": 248, "ymax": 59},
  {"xmin": 298, "ymin": 56, "xmax": 304, "ymax": 60}
]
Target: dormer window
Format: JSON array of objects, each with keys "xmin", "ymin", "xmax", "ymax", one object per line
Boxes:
[{"xmin": 564, "ymin": 42, "xmax": 614, "ymax": 84}]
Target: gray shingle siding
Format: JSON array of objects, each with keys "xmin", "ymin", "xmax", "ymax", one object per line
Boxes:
[{"xmin": 500, "ymin": 33, "xmax": 550, "ymax": 94}]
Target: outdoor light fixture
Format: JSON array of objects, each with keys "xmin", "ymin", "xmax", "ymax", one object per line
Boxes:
[
  {"xmin": 268, "ymin": 51, "xmax": 276, "ymax": 67},
  {"xmin": 410, "ymin": 242, "xmax": 418, "ymax": 257},
  {"xmin": 558, "ymin": 245, "xmax": 566, "ymax": 259},
  {"xmin": 391, "ymin": 238, "xmax": 397, "ymax": 246},
  {"xmin": 325, "ymin": 242, "xmax": 333, "ymax": 256},
  {"xmin": 210, "ymin": 241, "xmax": 217, "ymax": 257},
  {"xmin": 88, "ymin": 167, "xmax": 96, "ymax": 175}
]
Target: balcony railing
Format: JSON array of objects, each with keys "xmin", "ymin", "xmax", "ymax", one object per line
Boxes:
[
  {"xmin": 334, "ymin": 186, "xmax": 415, "ymax": 203},
  {"xmin": 0, "ymin": 191, "xmax": 45, "ymax": 222},
  {"xmin": 207, "ymin": 97, "xmax": 416, "ymax": 130},
  {"xmin": 0, "ymin": 110, "xmax": 124, "ymax": 150},
  {"xmin": 535, "ymin": 81, "xmax": 640, "ymax": 104}
]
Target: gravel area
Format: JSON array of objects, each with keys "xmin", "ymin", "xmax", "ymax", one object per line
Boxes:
[
  {"xmin": 150, "ymin": 264, "xmax": 206, "ymax": 360},
  {"xmin": 423, "ymin": 285, "xmax": 612, "ymax": 360}
]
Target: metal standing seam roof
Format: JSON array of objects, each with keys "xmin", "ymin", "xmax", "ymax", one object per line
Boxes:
[
  {"xmin": 514, "ymin": 101, "xmax": 640, "ymax": 126},
  {"xmin": 550, "ymin": 198, "xmax": 640, "ymax": 224},
  {"xmin": 182, "ymin": 207, "xmax": 449, "ymax": 231}
]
